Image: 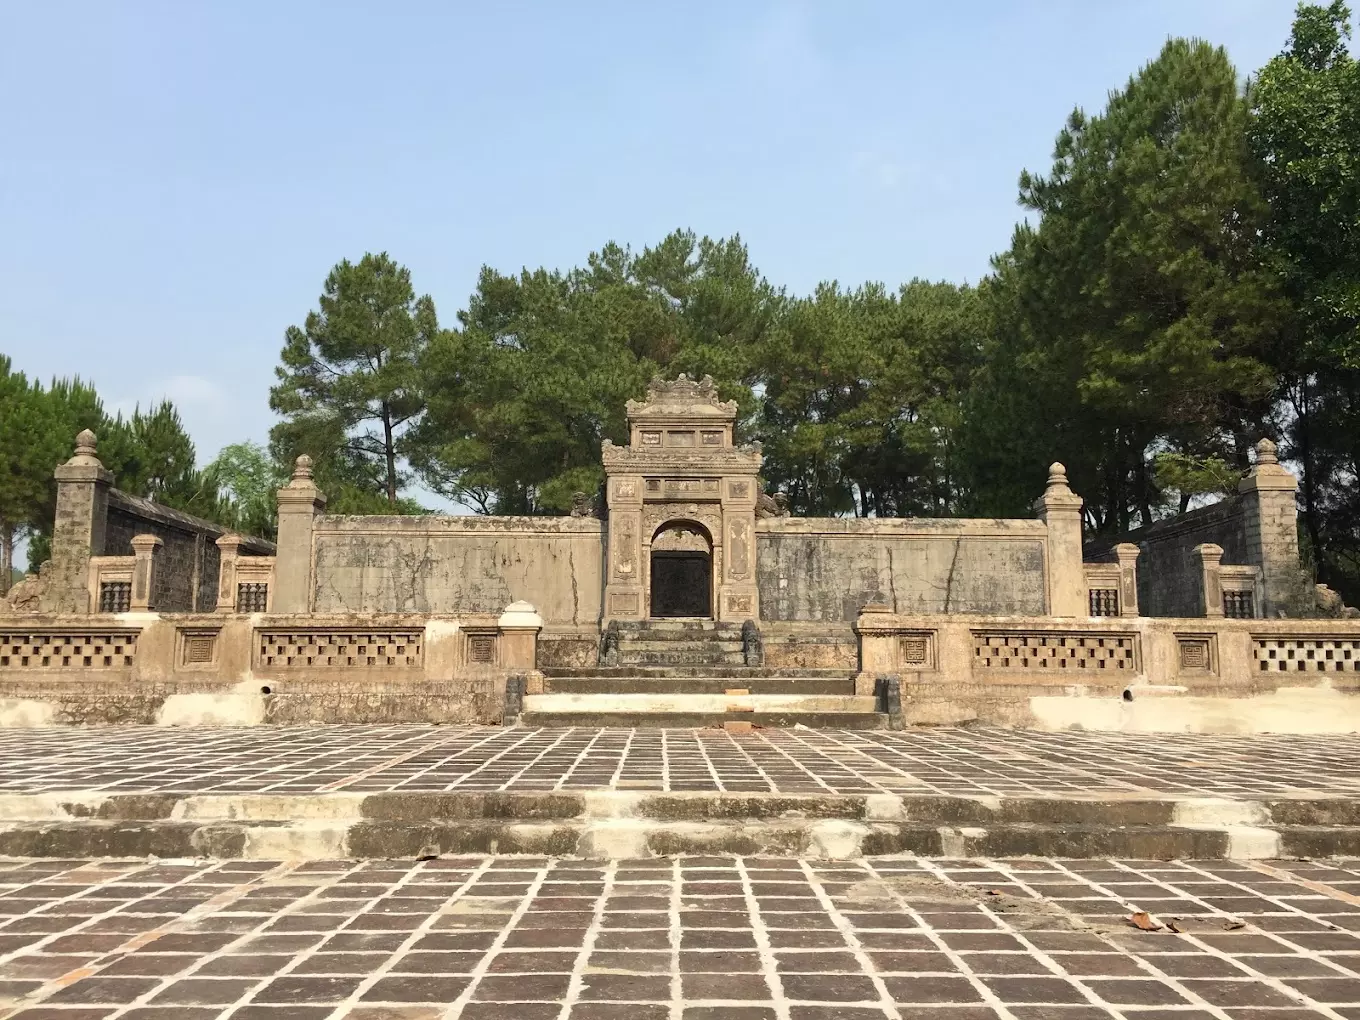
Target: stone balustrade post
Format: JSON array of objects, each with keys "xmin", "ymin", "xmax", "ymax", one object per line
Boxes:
[
  {"xmin": 1112, "ymin": 542, "xmax": 1141, "ymax": 617},
  {"xmin": 497, "ymin": 600, "xmax": 543, "ymax": 670},
  {"xmin": 129, "ymin": 534, "xmax": 163, "ymax": 611},
  {"xmin": 42, "ymin": 430, "xmax": 114, "ymax": 613},
  {"xmin": 215, "ymin": 534, "xmax": 243, "ymax": 614},
  {"xmin": 273, "ymin": 456, "xmax": 326, "ymax": 614},
  {"xmin": 1035, "ymin": 462, "xmax": 1086, "ymax": 617},
  {"xmin": 1196, "ymin": 543, "xmax": 1225, "ymax": 618},
  {"xmin": 1237, "ymin": 438, "xmax": 1304, "ymax": 617}
]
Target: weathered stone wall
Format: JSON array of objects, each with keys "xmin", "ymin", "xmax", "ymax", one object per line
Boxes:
[
  {"xmin": 756, "ymin": 518, "xmax": 1048, "ymax": 622},
  {"xmin": 104, "ymin": 491, "xmax": 270, "ymax": 612},
  {"xmin": 0, "ymin": 612, "xmax": 523, "ymax": 726},
  {"xmin": 312, "ymin": 516, "xmax": 605, "ymax": 627},
  {"xmin": 1087, "ymin": 497, "xmax": 1251, "ymax": 618}
]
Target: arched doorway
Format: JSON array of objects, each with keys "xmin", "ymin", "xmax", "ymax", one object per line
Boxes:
[{"xmin": 649, "ymin": 521, "xmax": 713, "ymax": 618}]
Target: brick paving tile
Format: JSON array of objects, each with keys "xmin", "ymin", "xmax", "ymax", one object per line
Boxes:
[
  {"xmin": 2, "ymin": 725, "xmax": 1360, "ymax": 798},
  {"xmin": 6, "ymin": 856, "xmax": 1360, "ymax": 1016}
]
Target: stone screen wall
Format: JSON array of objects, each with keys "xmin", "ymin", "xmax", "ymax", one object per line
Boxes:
[
  {"xmin": 1087, "ymin": 497, "xmax": 1250, "ymax": 618},
  {"xmin": 104, "ymin": 491, "xmax": 271, "ymax": 612},
  {"xmin": 312, "ymin": 516, "xmax": 604, "ymax": 626},
  {"xmin": 756, "ymin": 518, "xmax": 1048, "ymax": 622}
]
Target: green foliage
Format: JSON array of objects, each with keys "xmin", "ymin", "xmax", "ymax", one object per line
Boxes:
[
  {"xmin": 963, "ymin": 38, "xmax": 1283, "ymax": 532},
  {"xmin": 1251, "ymin": 2, "xmax": 1360, "ymax": 602},
  {"xmin": 412, "ymin": 231, "xmax": 778, "ymax": 514},
  {"xmin": 270, "ymin": 252, "xmax": 437, "ymax": 511},
  {"xmin": 203, "ymin": 442, "xmax": 287, "ymax": 540},
  {"xmin": 756, "ymin": 280, "xmax": 982, "ymax": 516}
]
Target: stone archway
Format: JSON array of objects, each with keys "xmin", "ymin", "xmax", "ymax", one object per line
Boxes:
[{"xmin": 649, "ymin": 521, "xmax": 713, "ymax": 618}]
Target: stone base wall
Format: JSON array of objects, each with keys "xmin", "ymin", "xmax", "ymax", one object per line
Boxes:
[
  {"xmin": 857, "ymin": 610, "xmax": 1360, "ymax": 732},
  {"xmin": 756, "ymin": 518, "xmax": 1049, "ymax": 621},
  {"xmin": 0, "ymin": 613, "xmax": 524, "ymax": 726}
]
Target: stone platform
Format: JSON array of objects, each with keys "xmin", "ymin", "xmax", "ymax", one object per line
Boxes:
[
  {"xmin": 4, "ymin": 855, "xmax": 1360, "ymax": 1018},
  {"xmin": 2, "ymin": 727, "xmax": 1360, "ymax": 861}
]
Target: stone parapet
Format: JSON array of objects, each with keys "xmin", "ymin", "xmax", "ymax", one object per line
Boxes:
[{"xmin": 0, "ymin": 603, "xmax": 545, "ymax": 726}]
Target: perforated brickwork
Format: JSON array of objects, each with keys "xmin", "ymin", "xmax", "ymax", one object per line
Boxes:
[
  {"xmin": 1255, "ymin": 637, "xmax": 1360, "ymax": 673},
  {"xmin": 256, "ymin": 630, "xmax": 423, "ymax": 669},
  {"xmin": 0, "ymin": 632, "xmax": 137, "ymax": 669},
  {"xmin": 973, "ymin": 631, "xmax": 1137, "ymax": 671}
]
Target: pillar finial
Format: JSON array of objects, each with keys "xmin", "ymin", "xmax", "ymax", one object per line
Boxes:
[
  {"xmin": 1254, "ymin": 437, "xmax": 1279, "ymax": 467},
  {"xmin": 1046, "ymin": 462, "xmax": 1071, "ymax": 494}
]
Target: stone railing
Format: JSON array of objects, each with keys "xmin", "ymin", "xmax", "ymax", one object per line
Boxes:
[
  {"xmin": 1082, "ymin": 543, "xmax": 1139, "ymax": 618},
  {"xmin": 216, "ymin": 535, "xmax": 276, "ymax": 614},
  {"xmin": 854, "ymin": 604, "xmax": 1360, "ymax": 691},
  {"xmin": 0, "ymin": 602, "xmax": 544, "ymax": 726}
]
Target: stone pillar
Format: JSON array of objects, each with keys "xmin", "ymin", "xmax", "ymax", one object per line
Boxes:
[
  {"xmin": 1035, "ymin": 462, "xmax": 1086, "ymax": 617},
  {"xmin": 603, "ymin": 475, "xmax": 645, "ymax": 621},
  {"xmin": 1237, "ymin": 438, "xmax": 1303, "ymax": 617},
  {"xmin": 498, "ymin": 600, "xmax": 543, "ymax": 669},
  {"xmin": 215, "ymin": 534, "xmax": 243, "ymax": 613},
  {"xmin": 854, "ymin": 602, "xmax": 896, "ymax": 675},
  {"xmin": 1195, "ymin": 543, "xmax": 1224, "ymax": 618},
  {"xmin": 42, "ymin": 429, "xmax": 114, "ymax": 613},
  {"xmin": 718, "ymin": 478, "xmax": 758, "ymax": 622},
  {"xmin": 273, "ymin": 456, "xmax": 326, "ymax": 614},
  {"xmin": 129, "ymin": 534, "xmax": 163, "ymax": 611},
  {"xmin": 1112, "ymin": 543, "xmax": 1141, "ymax": 617}
]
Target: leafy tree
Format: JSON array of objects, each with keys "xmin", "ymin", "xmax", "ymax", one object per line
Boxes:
[
  {"xmin": 203, "ymin": 442, "xmax": 287, "ymax": 541},
  {"xmin": 270, "ymin": 252, "xmax": 437, "ymax": 510},
  {"xmin": 414, "ymin": 231, "xmax": 778, "ymax": 514},
  {"xmin": 1251, "ymin": 1, "xmax": 1360, "ymax": 600},
  {"xmin": 961, "ymin": 38, "xmax": 1284, "ymax": 532},
  {"xmin": 756, "ymin": 280, "xmax": 981, "ymax": 517},
  {"xmin": 0, "ymin": 358, "xmax": 66, "ymax": 591}
]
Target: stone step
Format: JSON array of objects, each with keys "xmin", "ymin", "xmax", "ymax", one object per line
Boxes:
[
  {"xmin": 542, "ymin": 666, "xmax": 852, "ymax": 679},
  {"xmin": 519, "ymin": 710, "xmax": 890, "ymax": 729},
  {"xmin": 524, "ymin": 692, "xmax": 877, "ymax": 714},
  {"xmin": 543, "ymin": 677, "xmax": 857, "ymax": 696},
  {"xmin": 618, "ymin": 650, "xmax": 749, "ymax": 666},
  {"xmin": 1, "ymin": 789, "xmax": 1357, "ymax": 859},
  {"xmin": 618, "ymin": 637, "xmax": 746, "ymax": 651},
  {"xmin": 615, "ymin": 620, "xmax": 741, "ymax": 633}
]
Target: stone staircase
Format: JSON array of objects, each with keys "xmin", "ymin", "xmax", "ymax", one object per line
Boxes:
[{"xmin": 519, "ymin": 620, "xmax": 888, "ymax": 728}]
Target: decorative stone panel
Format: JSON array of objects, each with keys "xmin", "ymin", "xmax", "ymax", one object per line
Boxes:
[
  {"xmin": 466, "ymin": 633, "xmax": 497, "ymax": 665},
  {"xmin": 972, "ymin": 631, "xmax": 1137, "ymax": 671},
  {"xmin": 256, "ymin": 630, "xmax": 423, "ymax": 669},
  {"xmin": 1176, "ymin": 634, "xmax": 1216, "ymax": 674},
  {"xmin": 898, "ymin": 633, "xmax": 935, "ymax": 669},
  {"xmin": 178, "ymin": 629, "xmax": 219, "ymax": 668},
  {"xmin": 0, "ymin": 631, "xmax": 137, "ymax": 669},
  {"xmin": 1254, "ymin": 637, "xmax": 1360, "ymax": 673}
]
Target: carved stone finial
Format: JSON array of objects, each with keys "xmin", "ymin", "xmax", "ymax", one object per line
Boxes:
[
  {"xmin": 1046, "ymin": 462, "xmax": 1070, "ymax": 492},
  {"xmin": 1254, "ymin": 437, "xmax": 1279, "ymax": 466},
  {"xmin": 63, "ymin": 429, "xmax": 105, "ymax": 469},
  {"xmin": 292, "ymin": 455, "xmax": 313, "ymax": 482}
]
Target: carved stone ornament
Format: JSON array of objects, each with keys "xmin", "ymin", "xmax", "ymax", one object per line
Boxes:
[
  {"xmin": 626, "ymin": 374, "xmax": 738, "ymax": 417},
  {"xmin": 642, "ymin": 503, "xmax": 722, "ymax": 537},
  {"xmin": 0, "ymin": 562, "xmax": 50, "ymax": 615},
  {"xmin": 756, "ymin": 489, "xmax": 790, "ymax": 519},
  {"xmin": 569, "ymin": 491, "xmax": 600, "ymax": 518}
]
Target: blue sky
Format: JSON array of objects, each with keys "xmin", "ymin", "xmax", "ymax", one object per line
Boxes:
[{"xmin": 2, "ymin": 0, "xmax": 1300, "ymax": 469}]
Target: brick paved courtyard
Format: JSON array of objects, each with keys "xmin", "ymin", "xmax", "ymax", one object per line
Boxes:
[
  {"xmin": 2, "ymin": 726, "xmax": 1360, "ymax": 799},
  {"xmin": 4, "ymin": 854, "xmax": 1360, "ymax": 1018}
]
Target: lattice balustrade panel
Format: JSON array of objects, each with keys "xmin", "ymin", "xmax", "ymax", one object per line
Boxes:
[
  {"xmin": 98, "ymin": 581, "xmax": 131, "ymax": 614},
  {"xmin": 236, "ymin": 583, "xmax": 269, "ymax": 613},
  {"xmin": 257, "ymin": 630, "xmax": 424, "ymax": 669},
  {"xmin": 1088, "ymin": 588, "xmax": 1120, "ymax": 617},
  {"xmin": 1255, "ymin": 637, "xmax": 1360, "ymax": 673},
  {"xmin": 973, "ymin": 632, "xmax": 1137, "ymax": 671},
  {"xmin": 1223, "ymin": 590, "xmax": 1255, "ymax": 619},
  {"xmin": 0, "ymin": 632, "xmax": 138, "ymax": 669}
]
